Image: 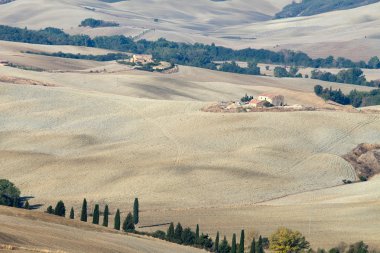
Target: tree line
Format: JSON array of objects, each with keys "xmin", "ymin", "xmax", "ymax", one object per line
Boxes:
[
  {"xmin": 1, "ymin": 25, "xmax": 380, "ymax": 76},
  {"xmin": 311, "ymin": 68, "xmax": 380, "ymax": 87},
  {"xmin": 314, "ymin": 85, "xmax": 380, "ymax": 107}
]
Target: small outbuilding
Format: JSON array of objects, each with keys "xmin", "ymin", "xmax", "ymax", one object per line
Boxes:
[
  {"xmin": 130, "ymin": 54, "xmax": 154, "ymax": 64},
  {"xmin": 257, "ymin": 93, "xmax": 285, "ymax": 106}
]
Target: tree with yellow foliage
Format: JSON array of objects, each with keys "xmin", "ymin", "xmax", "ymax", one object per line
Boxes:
[{"xmin": 270, "ymin": 227, "xmax": 310, "ymax": 253}]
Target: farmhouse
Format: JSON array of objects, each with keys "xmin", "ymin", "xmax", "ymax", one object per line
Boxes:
[
  {"xmin": 130, "ymin": 54, "xmax": 154, "ymax": 64},
  {"xmin": 257, "ymin": 93, "xmax": 285, "ymax": 106},
  {"xmin": 249, "ymin": 99, "xmax": 266, "ymax": 108}
]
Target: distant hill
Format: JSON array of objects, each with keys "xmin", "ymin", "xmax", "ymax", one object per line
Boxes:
[{"xmin": 275, "ymin": 0, "xmax": 380, "ymax": 19}]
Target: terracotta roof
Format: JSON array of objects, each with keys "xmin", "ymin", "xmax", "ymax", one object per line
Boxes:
[{"xmin": 249, "ymin": 99, "xmax": 264, "ymax": 104}]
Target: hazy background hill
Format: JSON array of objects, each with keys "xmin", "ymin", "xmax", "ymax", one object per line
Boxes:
[{"xmin": 275, "ymin": 0, "xmax": 380, "ymax": 19}]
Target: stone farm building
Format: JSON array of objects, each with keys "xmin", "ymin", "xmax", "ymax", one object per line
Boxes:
[
  {"xmin": 257, "ymin": 93, "xmax": 285, "ymax": 106},
  {"xmin": 249, "ymin": 99, "xmax": 266, "ymax": 108},
  {"xmin": 130, "ymin": 54, "xmax": 154, "ymax": 64}
]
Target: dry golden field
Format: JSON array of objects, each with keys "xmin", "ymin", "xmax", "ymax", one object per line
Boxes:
[{"xmin": 1, "ymin": 40, "xmax": 380, "ymax": 250}]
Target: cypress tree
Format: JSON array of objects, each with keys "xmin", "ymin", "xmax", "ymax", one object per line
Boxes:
[
  {"xmin": 70, "ymin": 207, "xmax": 74, "ymax": 219},
  {"xmin": 114, "ymin": 209, "xmax": 121, "ymax": 230},
  {"xmin": 195, "ymin": 224, "xmax": 200, "ymax": 239},
  {"xmin": 239, "ymin": 230, "xmax": 245, "ymax": 253},
  {"xmin": 46, "ymin": 205, "xmax": 54, "ymax": 214},
  {"xmin": 257, "ymin": 236, "xmax": 264, "ymax": 253},
  {"xmin": 250, "ymin": 238, "xmax": 256, "ymax": 253},
  {"xmin": 80, "ymin": 198, "xmax": 87, "ymax": 222},
  {"xmin": 102, "ymin": 205, "xmax": 109, "ymax": 227},
  {"xmin": 92, "ymin": 204, "xmax": 99, "ymax": 224},
  {"xmin": 219, "ymin": 236, "xmax": 231, "ymax": 253},
  {"xmin": 54, "ymin": 200, "xmax": 66, "ymax": 217},
  {"xmin": 133, "ymin": 198, "xmax": 139, "ymax": 225},
  {"xmin": 214, "ymin": 231, "xmax": 220, "ymax": 252},
  {"xmin": 167, "ymin": 222, "xmax": 175, "ymax": 241},
  {"xmin": 174, "ymin": 223, "xmax": 183, "ymax": 243},
  {"xmin": 231, "ymin": 233, "xmax": 237, "ymax": 253},
  {"xmin": 24, "ymin": 200, "xmax": 30, "ymax": 210},
  {"xmin": 122, "ymin": 212, "xmax": 135, "ymax": 232}
]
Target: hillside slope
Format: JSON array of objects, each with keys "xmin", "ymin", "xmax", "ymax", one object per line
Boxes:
[
  {"xmin": 275, "ymin": 0, "xmax": 380, "ymax": 19},
  {"xmin": 0, "ymin": 206, "xmax": 202, "ymax": 253}
]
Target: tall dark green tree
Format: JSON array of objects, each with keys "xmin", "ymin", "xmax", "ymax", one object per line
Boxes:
[
  {"xmin": 250, "ymin": 237, "xmax": 256, "ymax": 253},
  {"xmin": 231, "ymin": 233, "xmax": 237, "ymax": 253},
  {"xmin": 195, "ymin": 224, "xmax": 200, "ymax": 239},
  {"xmin": 80, "ymin": 198, "xmax": 87, "ymax": 222},
  {"xmin": 214, "ymin": 231, "xmax": 220, "ymax": 253},
  {"xmin": 102, "ymin": 205, "xmax": 109, "ymax": 227},
  {"xmin": 114, "ymin": 209, "xmax": 121, "ymax": 230},
  {"xmin": 239, "ymin": 230, "xmax": 245, "ymax": 253},
  {"xmin": 219, "ymin": 236, "xmax": 231, "ymax": 253},
  {"xmin": 133, "ymin": 198, "xmax": 139, "ymax": 225},
  {"xmin": 181, "ymin": 227, "xmax": 195, "ymax": 245},
  {"xmin": 257, "ymin": 236, "xmax": 264, "ymax": 253},
  {"xmin": 174, "ymin": 223, "xmax": 183, "ymax": 243},
  {"xmin": 54, "ymin": 200, "xmax": 66, "ymax": 217},
  {"xmin": 167, "ymin": 222, "xmax": 175, "ymax": 241},
  {"xmin": 122, "ymin": 212, "xmax": 135, "ymax": 232},
  {"xmin": 24, "ymin": 200, "xmax": 30, "ymax": 210},
  {"xmin": 70, "ymin": 207, "xmax": 74, "ymax": 219},
  {"xmin": 92, "ymin": 204, "xmax": 100, "ymax": 224}
]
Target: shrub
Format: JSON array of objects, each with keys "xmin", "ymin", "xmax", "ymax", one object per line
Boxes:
[
  {"xmin": 122, "ymin": 212, "xmax": 135, "ymax": 232},
  {"xmin": 0, "ymin": 179, "xmax": 20, "ymax": 206},
  {"xmin": 152, "ymin": 230, "xmax": 166, "ymax": 240},
  {"xmin": 54, "ymin": 200, "xmax": 66, "ymax": 217}
]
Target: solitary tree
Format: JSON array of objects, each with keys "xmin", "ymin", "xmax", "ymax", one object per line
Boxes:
[
  {"xmin": 102, "ymin": 205, "xmax": 109, "ymax": 227},
  {"xmin": 80, "ymin": 198, "xmax": 87, "ymax": 222},
  {"xmin": 239, "ymin": 230, "xmax": 245, "ymax": 253},
  {"xmin": 214, "ymin": 231, "xmax": 220, "ymax": 252},
  {"xmin": 133, "ymin": 198, "xmax": 139, "ymax": 225},
  {"xmin": 122, "ymin": 212, "xmax": 135, "ymax": 232},
  {"xmin": 167, "ymin": 222, "xmax": 175, "ymax": 241},
  {"xmin": 250, "ymin": 237, "xmax": 256, "ymax": 253},
  {"xmin": 70, "ymin": 207, "xmax": 74, "ymax": 219},
  {"xmin": 196, "ymin": 224, "xmax": 200, "ymax": 239},
  {"xmin": 24, "ymin": 200, "xmax": 30, "ymax": 210},
  {"xmin": 270, "ymin": 227, "xmax": 310, "ymax": 253},
  {"xmin": 93, "ymin": 204, "xmax": 100, "ymax": 224},
  {"xmin": 231, "ymin": 233, "xmax": 237, "ymax": 253},
  {"xmin": 54, "ymin": 200, "xmax": 66, "ymax": 217},
  {"xmin": 114, "ymin": 209, "xmax": 121, "ymax": 230},
  {"xmin": 174, "ymin": 223, "xmax": 183, "ymax": 243}
]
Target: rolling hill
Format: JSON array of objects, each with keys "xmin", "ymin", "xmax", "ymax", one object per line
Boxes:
[{"xmin": 1, "ymin": 41, "xmax": 380, "ymax": 248}]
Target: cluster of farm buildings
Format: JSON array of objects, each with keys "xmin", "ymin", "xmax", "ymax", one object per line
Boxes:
[{"xmin": 228, "ymin": 93, "xmax": 285, "ymax": 110}]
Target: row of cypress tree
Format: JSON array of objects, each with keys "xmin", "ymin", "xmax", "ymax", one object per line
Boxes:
[
  {"xmin": 44, "ymin": 198, "xmax": 266, "ymax": 252},
  {"xmin": 46, "ymin": 198, "xmax": 139, "ymax": 233},
  {"xmin": 153, "ymin": 222, "xmax": 266, "ymax": 253}
]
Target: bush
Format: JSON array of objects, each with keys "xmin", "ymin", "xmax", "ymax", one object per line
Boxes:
[
  {"xmin": 54, "ymin": 200, "xmax": 66, "ymax": 217},
  {"xmin": 152, "ymin": 230, "xmax": 166, "ymax": 240},
  {"xmin": 122, "ymin": 212, "xmax": 135, "ymax": 232},
  {"xmin": 0, "ymin": 179, "xmax": 20, "ymax": 206}
]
